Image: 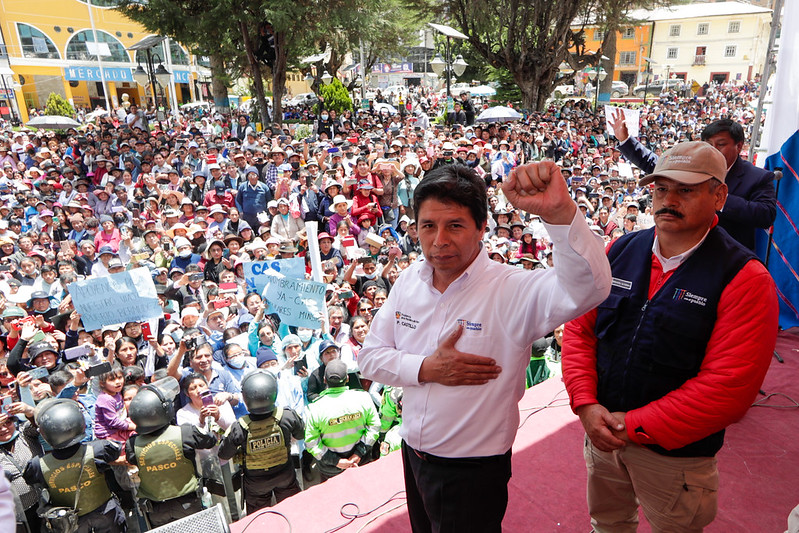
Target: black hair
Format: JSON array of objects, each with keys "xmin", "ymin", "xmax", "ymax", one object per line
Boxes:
[
  {"xmin": 115, "ymin": 336, "xmax": 138, "ymax": 353},
  {"xmin": 700, "ymin": 119, "xmax": 744, "ymax": 144},
  {"xmin": 48, "ymin": 370, "xmax": 74, "ymax": 393},
  {"xmin": 123, "ymin": 365, "xmax": 145, "ymax": 383},
  {"xmin": 180, "ymin": 372, "xmax": 208, "ymax": 395},
  {"xmin": 413, "ymin": 164, "xmax": 487, "ymax": 229}
]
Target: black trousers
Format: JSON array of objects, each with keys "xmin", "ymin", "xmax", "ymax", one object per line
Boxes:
[
  {"xmin": 244, "ymin": 467, "xmax": 301, "ymax": 515},
  {"xmin": 148, "ymin": 493, "xmax": 202, "ymax": 528},
  {"xmin": 401, "ymin": 442, "xmax": 512, "ymax": 533}
]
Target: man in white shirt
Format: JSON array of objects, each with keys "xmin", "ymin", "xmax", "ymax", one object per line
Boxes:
[{"xmin": 360, "ymin": 162, "xmax": 612, "ymax": 532}]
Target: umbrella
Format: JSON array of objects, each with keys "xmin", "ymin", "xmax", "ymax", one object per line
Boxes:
[
  {"xmin": 476, "ymin": 106, "xmax": 523, "ymax": 123},
  {"xmin": 468, "ymin": 85, "xmax": 497, "ymax": 97},
  {"xmin": 373, "ymin": 103, "xmax": 398, "ymax": 115},
  {"xmin": 26, "ymin": 115, "xmax": 81, "ymax": 130},
  {"xmin": 84, "ymin": 108, "xmax": 109, "ymax": 121}
]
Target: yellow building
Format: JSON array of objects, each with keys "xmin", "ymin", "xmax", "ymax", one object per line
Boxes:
[
  {"xmin": 0, "ymin": 0, "xmax": 211, "ymax": 123},
  {"xmin": 579, "ymin": 23, "xmax": 654, "ymax": 88}
]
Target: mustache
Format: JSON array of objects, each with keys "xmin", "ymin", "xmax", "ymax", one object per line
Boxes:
[{"xmin": 655, "ymin": 208, "xmax": 684, "ymax": 219}]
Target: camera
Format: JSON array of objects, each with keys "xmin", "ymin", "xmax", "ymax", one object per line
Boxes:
[
  {"xmin": 65, "ymin": 345, "xmax": 112, "ymax": 377},
  {"xmin": 185, "ymin": 336, "xmax": 198, "ymax": 351}
]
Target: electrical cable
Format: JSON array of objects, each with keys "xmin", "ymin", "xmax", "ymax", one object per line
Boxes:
[
  {"xmin": 518, "ymin": 387, "xmax": 571, "ymax": 429},
  {"xmin": 237, "ymin": 508, "xmax": 293, "ymax": 533},
  {"xmin": 323, "ymin": 490, "xmax": 407, "ymax": 533},
  {"xmin": 354, "ymin": 501, "xmax": 408, "ymax": 533},
  {"xmin": 752, "ymin": 391, "xmax": 799, "ymax": 409}
]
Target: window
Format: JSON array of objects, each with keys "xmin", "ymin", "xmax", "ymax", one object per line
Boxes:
[
  {"xmin": 16, "ymin": 23, "xmax": 60, "ymax": 59},
  {"xmin": 666, "ymin": 47, "xmax": 678, "ymax": 60},
  {"xmin": 724, "ymin": 45, "xmax": 736, "ymax": 58},
  {"xmin": 134, "ymin": 40, "xmax": 190, "ymax": 67},
  {"xmin": 669, "ymin": 25, "xmax": 681, "ymax": 37},
  {"xmin": 593, "ymin": 29, "xmax": 605, "ymax": 41},
  {"xmin": 728, "ymin": 21, "xmax": 740, "ymax": 33},
  {"xmin": 622, "ymin": 27, "xmax": 635, "ymax": 40},
  {"xmin": 619, "ymin": 51, "xmax": 636, "ymax": 65},
  {"xmin": 66, "ymin": 30, "xmax": 129, "ymax": 62},
  {"xmin": 697, "ymin": 23, "xmax": 708, "ymax": 35}
]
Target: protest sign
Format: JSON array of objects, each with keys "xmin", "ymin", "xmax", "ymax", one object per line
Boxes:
[
  {"xmin": 262, "ymin": 273, "xmax": 327, "ymax": 329},
  {"xmin": 605, "ymin": 105, "xmax": 640, "ymax": 138},
  {"xmin": 68, "ymin": 267, "xmax": 163, "ymax": 331},
  {"xmin": 244, "ymin": 257, "xmax": 305, "ymax": 294}
]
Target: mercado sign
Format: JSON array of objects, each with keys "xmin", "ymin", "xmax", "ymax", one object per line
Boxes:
[{"xmin": 63, "ymin": 67, "xmax": 132, "ymax": 82}]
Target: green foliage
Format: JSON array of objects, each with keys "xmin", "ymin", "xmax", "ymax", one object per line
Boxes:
[
  {"xmin": 44, "ymin": 93, "xmax": 75, "ymax": 117},
  {"xmin": 484, "ymin": 67, "xmax": 522, "ymax": 106},
  {"xmin": 315, "ymin": 79, "xmax": 352, "ymax": 114}
]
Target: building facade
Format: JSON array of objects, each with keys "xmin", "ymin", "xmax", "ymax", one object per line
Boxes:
[
  {"xmin": 0, "ymin": 0, "xmax": 211, "ymax": 122},
  {"xmin": 631, "ymin": 1, "xmax": 771, "ymax": 85},
  {"xmin": 572, "ymin": 1, "xmax": 772, "ymax": 91}
]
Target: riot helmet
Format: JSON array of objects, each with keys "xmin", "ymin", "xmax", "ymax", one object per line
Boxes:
[
  {"xmin": 128, "ymin": 377, "xmax": 179, "ymax": 434},
  {"xmin": 241, "ymin": 370, "xmax": 278, "ymax": 415},
  {"xmin": 35, "ymin": 399, "xmax": 86, "ymax": 449}
]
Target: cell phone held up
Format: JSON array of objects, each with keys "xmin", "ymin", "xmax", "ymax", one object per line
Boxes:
[
  {"xmin": 141, "ymin": 322, "xmax": 153, "ymax": 340},
  {"xmin": 201, "ymin": 390, "xmax": 214, "ymax": 407}
]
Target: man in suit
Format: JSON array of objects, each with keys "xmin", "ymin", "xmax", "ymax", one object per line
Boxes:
[{"xmin": 608, "ymin": 109, "xmax": 776, "ymax": 251}]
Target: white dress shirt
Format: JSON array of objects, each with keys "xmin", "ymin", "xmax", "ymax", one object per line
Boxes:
[{"xmin": 360, "ymin": 209, "xmax": 611, "ymax": 458}]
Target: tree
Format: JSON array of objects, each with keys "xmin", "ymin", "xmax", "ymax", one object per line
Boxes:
[
  {"xmin": 408, "ymin": 0, "xmax": 599, "ymax": 111},
  {"xmin": 44, "ymin": 94, "xmax": 75, "ymax": 117},
  {"xmin": 316, "ymin": 79, "xmax": 353, "ymax": 114},
  {"xmin": 116, "ymin": 0, "xmax": 239, "ymax": 114}
]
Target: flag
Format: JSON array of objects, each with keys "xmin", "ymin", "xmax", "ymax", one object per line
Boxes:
[{"xmin": 757, "ymin": 0, "xmax": 799, "ymax": 328}]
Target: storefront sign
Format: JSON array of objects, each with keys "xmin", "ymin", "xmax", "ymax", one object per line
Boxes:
[
  {"xmin": 173, "ymin": 70, "xmax": 191, "ymax": 83},
  {"xmin": 63, "ymin": 67, "xmax": 132, "ymax": 82},
  {"xmin": 372, "ymin": 63, "xmax": 413, "ymax": 74}
]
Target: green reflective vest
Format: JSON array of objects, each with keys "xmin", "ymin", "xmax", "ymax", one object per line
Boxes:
[
  {"xmin": 305, "ymin": 387, "xmax": 380, "ymax": 460},
  {"xmin": 133, "ymin": 425, "xmax": 198, "ymax": 502},
  {"xmin": 39, "ymin": 445, "xmax": 112, "ymax": 517},
  {"xmin": 238, "ymin": 408, "xmax": 288, "ymax": 472}
]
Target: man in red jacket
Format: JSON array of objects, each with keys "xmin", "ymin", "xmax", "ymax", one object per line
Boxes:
[{"xmin": 562, "ymin": 141, "xmax": 778, "ymax": 532}]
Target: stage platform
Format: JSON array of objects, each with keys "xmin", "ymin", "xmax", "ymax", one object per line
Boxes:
[{"xmin": 231, "ymin": 329, "xmax": 799, "ymax": 532}]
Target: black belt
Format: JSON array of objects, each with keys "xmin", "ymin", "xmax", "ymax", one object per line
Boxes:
[{"xmin": 406, "ymin": 443, "xmax": 511, "ymax": 467}]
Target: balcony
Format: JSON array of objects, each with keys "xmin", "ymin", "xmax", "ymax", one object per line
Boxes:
[{"xmin": 693, "ymin": 55, "xmax": 706, "ymax": 66}]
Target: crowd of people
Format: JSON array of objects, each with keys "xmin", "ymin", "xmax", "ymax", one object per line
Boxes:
[{"xmin": 0, "ymin": 76, "xmax": 775, "ymax": 531}]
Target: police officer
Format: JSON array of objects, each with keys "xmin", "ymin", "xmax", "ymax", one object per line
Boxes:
[
  {"xmin": 379, "ymin": 387, "xmax": 403, "ymax": 456},
  {"xmin": 304, "ymin": 360, "xmax": 380, "ymax": 481},
  {"xmin": 23, "ymin": 398, "xmax": 128, "ymax": 532},
  {"xmin": 218, "ymin": 370, "xmax": 304, "ymax": 514},
  {"xmin": 125, "ymin": 379, "xmax": 216, "ymax": 527}
]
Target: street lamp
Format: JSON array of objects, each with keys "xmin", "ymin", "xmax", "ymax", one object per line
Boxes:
[
  {"xmin": 587, "ymin": 67, "xmax": 607, "ymax": 111},
  {"xmin": 128, "ymin": 36, "xmax": 172, "ymax": 114},
  {"xmin": 642, "ymin": 56, "xmax": 657, "ymax": 107},
  {"xmin": 428, "ymin": 23, "xmax": 468, "ymax": 123},
  {"xmin": 321, "ymin": 70, "xmax": 333, "ymax": 86}
]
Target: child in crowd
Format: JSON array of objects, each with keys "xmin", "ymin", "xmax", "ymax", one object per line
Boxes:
[{"xmin": 94, "ymin": 365, "xmax": 135, "ymax": 442}]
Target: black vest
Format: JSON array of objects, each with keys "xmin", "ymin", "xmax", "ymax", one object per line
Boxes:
[{"xmin": 594, "ymin": 226, "xmax": 755, "ymax": 457}]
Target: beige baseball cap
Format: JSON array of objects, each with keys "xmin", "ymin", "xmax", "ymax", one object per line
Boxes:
[{"xmin": 638, "ymin": 141, "xmax": 727, "ymax": 186}]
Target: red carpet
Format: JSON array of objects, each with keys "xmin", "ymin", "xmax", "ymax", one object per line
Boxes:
[{"xmin": 231, "ymin": 329, "xmax": 799, "ymax": 532}]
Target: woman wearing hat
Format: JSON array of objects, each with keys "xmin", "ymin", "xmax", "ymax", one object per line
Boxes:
[
  {"xmin": 270, "ymin": 198, "xmax": 302, "ymax": 244},
  {"xmin": 203, "ymin": 239, "xmax": 230, "ymax": 284},
  {"xmin": 94, "ymin": 215, "xmax": 121, "ymax": 252},
  {"xmin": 351, "ymin": 180, "xmax": 382, "ymax": 229}
]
